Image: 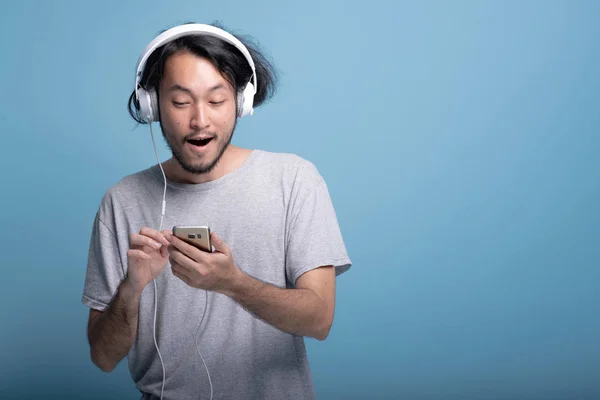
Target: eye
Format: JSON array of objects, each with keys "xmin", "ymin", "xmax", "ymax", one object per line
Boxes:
[
  {"xmin": 210, "ymin": 100, "xmax": 225, "ymax": 106},
  {"xmin": 172, "ymin": 101, "xmax": 189, "ymax": 107}
]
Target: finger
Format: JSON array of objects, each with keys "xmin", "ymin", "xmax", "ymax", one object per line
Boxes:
[
  {"xmin": 171, "ymin": 263, "xmax": 193, "ymax": 285},
  {"xmin": 127, "ymin": 249, "xmax": 151, "ymax": 261},
  {"xmin": 169, "ymin": 250, "xmax": 197, "ymax": 273},
  {"xmin": 210, "ymin": 232, "xmax": 229, "ymax": 255},
  {"xmin": 139, "ymin": 227, "xmax": 170, "ymax": 246},
  {"xmin": 161, "ymin": 230, "xmax": 173, "ymax": 242},
  {"xmin": 160, "ymin": 243, "xmax": 169, "ymax": 258},
  {"xmin": 169, "ymin": 235, "xmax": 207, "ymax": 262},
  {"xmin": 130, "ymin": 233, "xmax": 163, "ymax": 250}
]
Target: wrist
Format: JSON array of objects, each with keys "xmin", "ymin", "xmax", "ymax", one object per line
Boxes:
[
  {"xmin": 220, "ymin": 267, "xmax": 247, "ymax": 298},
  {"xmin": 121, "ymin": 276, "xmax": 145, "ymax": 299}
]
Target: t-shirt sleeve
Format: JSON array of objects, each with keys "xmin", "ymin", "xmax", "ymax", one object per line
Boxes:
[
  {"xmin": 285, "ymin": 174, "xmax": 352, "ymax": 286},
  {"xmin": 81, "ymin": 210, "xmax": 126, "ymax": 311}
]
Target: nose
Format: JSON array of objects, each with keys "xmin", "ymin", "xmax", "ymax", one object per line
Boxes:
[{"xmin": 190, "ymin": 103, "xmax": 210, "ymax": 130}]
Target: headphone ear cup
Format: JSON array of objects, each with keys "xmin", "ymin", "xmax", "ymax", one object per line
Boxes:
[
  {"xmin": 148, "ymin": 88, "xmax": 160, "ymax": 122},
  {"xmin": 137, "ymin": 88, "xmax": 159, "ymax": 122},
  {"xmin": 137, "ymin": 88, "xmax": 152, "ymax": 122},
  {"xmin": 238, "ymin": 82, "xmax": 256, "ymax": 117},
  {"xmin": 236, "ymin": 90, "xmax": 245, "ymax": 117}
]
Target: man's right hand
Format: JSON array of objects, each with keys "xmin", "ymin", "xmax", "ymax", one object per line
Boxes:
[{"xmin": 125, "ymin": 227, "xmax": 171, "ymax": 293}]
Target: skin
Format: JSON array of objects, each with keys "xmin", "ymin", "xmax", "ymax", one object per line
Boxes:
[{"xmin": 87, "ymin": 51, "xmax": 336, "ymax": 373}]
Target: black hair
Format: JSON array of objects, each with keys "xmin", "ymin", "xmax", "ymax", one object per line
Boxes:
[{"xmin": 128, "ymin": 21, "xmax": 278, "ymax": 123}]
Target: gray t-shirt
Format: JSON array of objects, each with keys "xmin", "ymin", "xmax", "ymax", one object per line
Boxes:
[{"xmin": 82, "ymin": 149, "xmax": 352, "ymax": 400}]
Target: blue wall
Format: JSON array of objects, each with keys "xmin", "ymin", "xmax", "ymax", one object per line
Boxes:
[{"xmin": 1, "ymin": 1, "xmax": 599, "ymax": 398}]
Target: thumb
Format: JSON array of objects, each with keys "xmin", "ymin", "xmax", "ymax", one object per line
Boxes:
[{"xmin": 211, "ymin": 232, "xmax": 229, "ymax": 255}]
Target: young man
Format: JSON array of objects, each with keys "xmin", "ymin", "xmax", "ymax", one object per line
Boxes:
[{"xmin": 82, "ymin": 23, "xmax": 351, "ymax": 400}]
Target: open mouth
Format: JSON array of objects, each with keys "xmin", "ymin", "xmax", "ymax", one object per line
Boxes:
[{"xmin": 186, "ymin": 137, "xmax": 213, "ymax": 148}]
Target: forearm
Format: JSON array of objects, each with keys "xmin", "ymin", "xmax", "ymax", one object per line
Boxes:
[
  {"xmin": 88, "ymin": 279, "xmax": 142, "ymax": 372},
  {"xmin": 222, "ymin": 270, "xmax": 332, "ymax": 340}
]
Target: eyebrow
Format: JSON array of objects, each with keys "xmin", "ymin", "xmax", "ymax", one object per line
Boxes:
[{"xmin": 166, "ymin": 83, "xmax": 227, "ymax": 94}]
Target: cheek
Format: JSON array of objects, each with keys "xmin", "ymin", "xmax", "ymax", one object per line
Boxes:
[
  {"xmin": 161, "ymin": 110, "xmax": 185, "ymax": 131},
  {"xmin": 211, "ymin": 114, "xmax": 231, "ymax": 131},
  {"xmin": 218, "ymin": 102, "xmax": 236, "ymax": 124}
]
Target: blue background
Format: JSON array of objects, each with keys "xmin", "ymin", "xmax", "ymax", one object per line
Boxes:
[{"xmin": 1, "ymin": 0, "xmax": 599, "ymax": 399}]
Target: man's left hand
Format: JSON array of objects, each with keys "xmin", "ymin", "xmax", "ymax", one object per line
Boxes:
[{"xmin": 168, "ymin": 231, "xmax": 241, "ymax": 293}]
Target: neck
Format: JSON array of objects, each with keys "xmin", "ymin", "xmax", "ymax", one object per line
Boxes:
[{"xmin": 162, "ymin": 145, "xmax": 252, "ymax": 185}]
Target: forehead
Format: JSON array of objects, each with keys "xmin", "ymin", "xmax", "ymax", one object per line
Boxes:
[{"xmin": 160, "ymin": 51, "xmax": 232, "ymax": 92}]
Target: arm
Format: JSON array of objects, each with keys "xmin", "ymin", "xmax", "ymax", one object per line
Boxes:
[
  {"xmin": 222, "ymin": 265, "xmax": 336, "ymax": 340},
  {"xmin": 87, "ymin": 279, "xmax": 142, "ymax": 372},
  {"xmin": 86, "ymin": 227, "xmax": 170, "ymax": 372},
  {"xmin": 168, "ymin": 233, "xmax": 338, "ymax": 340}
]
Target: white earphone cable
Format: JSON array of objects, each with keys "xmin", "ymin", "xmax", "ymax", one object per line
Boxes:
[
  {"xmin": 196, "ymin": 290, "xmax": 213, "ymax": 400},
  {"xmin": 149, "ymin": 122, "xmax": 212, "ymax": 400},
  {"xmin": 149, "ymin": 122, "xmax": 167, "ymax": 400}
]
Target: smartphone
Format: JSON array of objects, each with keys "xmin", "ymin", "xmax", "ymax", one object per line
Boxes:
[{"xmin": 172, "ymin": 225, "xmax": 212, "ymax": 252}]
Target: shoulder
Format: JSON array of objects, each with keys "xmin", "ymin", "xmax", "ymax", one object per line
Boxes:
[
  {"xmin": 253, "ymin": 150, "xmax": 324, "ymax": 189},
  {"xmin": 96, "ymin": 165, "xmax": 159, "ymax": 218}
]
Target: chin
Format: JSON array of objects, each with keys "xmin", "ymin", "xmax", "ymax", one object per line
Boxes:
[
  {"xmin": 169, "ymin": 135, "xmax": 231, "ymax": 175},
  {"xmin": 178, "ymin": 155, "xmax": 220, "ymax": 175}
]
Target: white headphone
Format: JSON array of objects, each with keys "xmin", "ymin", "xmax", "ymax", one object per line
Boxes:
[{"xmin": 134, "ymin": 23, "xmax": 258, "ymax": 122}]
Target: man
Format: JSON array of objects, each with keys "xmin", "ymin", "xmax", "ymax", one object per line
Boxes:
[{"xmin": 82, "ymin": 22, "xmax": 351, "ymax": 400}]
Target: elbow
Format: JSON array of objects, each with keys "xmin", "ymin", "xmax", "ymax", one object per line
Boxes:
[
  {"xmin": 312, "ymin": 299, "xmax": 334, "ymax": 341},
  {"xmin": 314, "ymin": 330, "xmax": 330, "ymax": 341},
  {"xmin": 90, "ymin": 348, "xmax": 116, "ymax": 373},
  {"xmin": 313, "ymin": 317, "xmax": 333, "ymax": 341},
  {"xmin": 97, "ymin": 362, "xmax": 116, "ymax": 373},
  {"xmin": 94, "ymin": 358, "xmax": 116, "ymax": 373},
  {"xmin": 314, "ymin": 325, "xmax": 331, "ymax": 341}
]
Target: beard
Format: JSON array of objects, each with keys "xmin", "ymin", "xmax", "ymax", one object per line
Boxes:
[{"xmin": 160, "ymin": 119, "xmax": 237, "ymax": 175}]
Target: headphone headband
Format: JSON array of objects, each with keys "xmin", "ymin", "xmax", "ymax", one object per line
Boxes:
[{"xmin": 134, "ymin": 23, "xmax": 257, "ymax": 121}]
